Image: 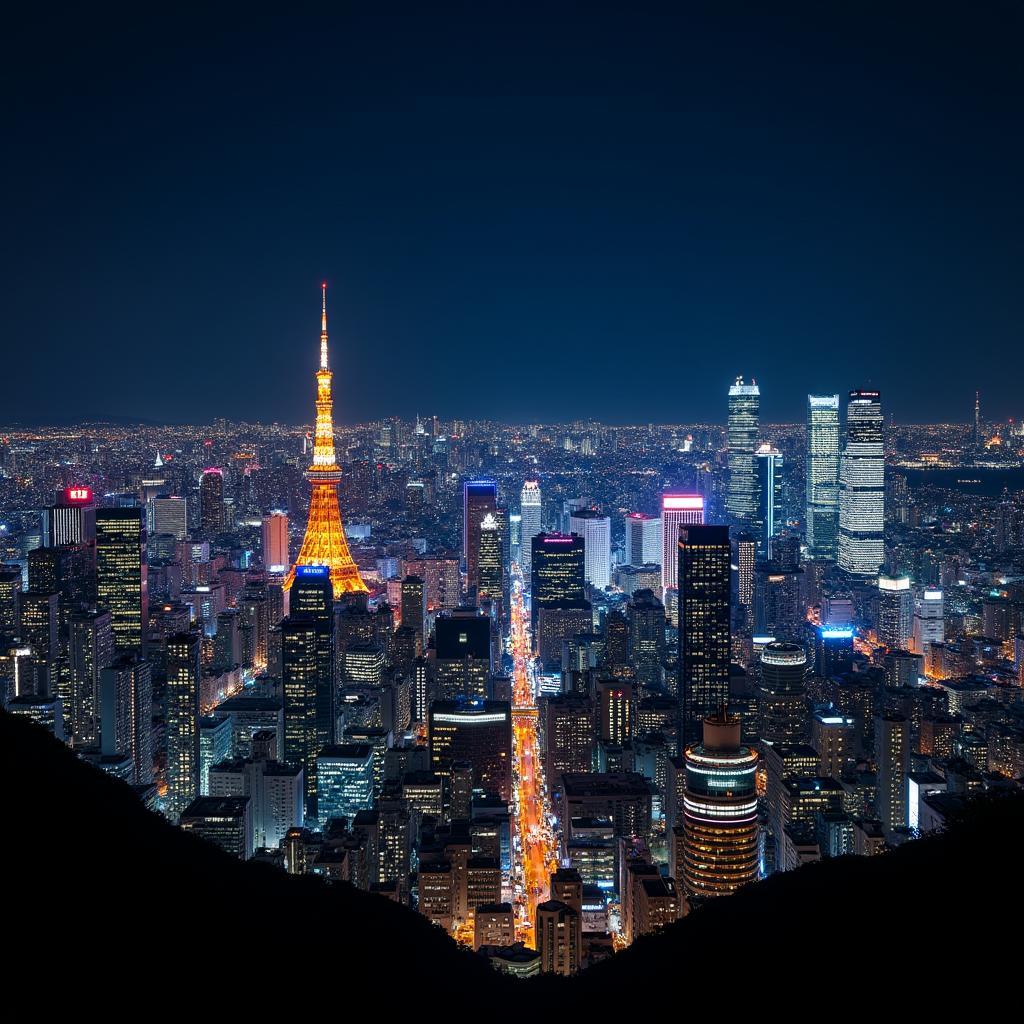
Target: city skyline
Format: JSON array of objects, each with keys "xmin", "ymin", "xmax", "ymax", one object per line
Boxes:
[{"xmin": 4, "ymin": 5, "xmax": 1024, "ymax": 997}]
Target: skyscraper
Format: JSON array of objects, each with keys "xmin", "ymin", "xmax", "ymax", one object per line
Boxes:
[
  {"xmin": 726, "ymin": 377, "xmax": 760, "ymax": 523},
  {"xmin": 754, "ymin": 444, "xmax": 784, "ymax": 553},
  {"xmin": 875, "ymin": 713, "xmax": 909, "ymax": 837},
  {"xmin": 878, "ymin": 574, "xmax": 913, "ymax": 650},
  {"xmin": 262, "ymin": 511, "xmax": 289, "ymax": 572},
  {"xmin": 838, "ymin": 389, "xmax": 885, "ymax": 577},
  {"xmin": 99, "ymin": 655, "xmax": 153, "ymax": 784},
  {"xmin": 95, "ymin": 507, "xmax": 148, "ymax": 652},
  {"xmin": 283, "ymin": 564, "xmax": 335, "ymax": 819},
  {"xmin": 477, "ymin": 512, "xmax": 504, "ymax": 608},
  {"xmin": 199, "ymin": 469, "xmax": 225, "ymax": 532},
  {"xmin": 286, "ymin": 284, "xmax": 367, "ymax": 597},
  {"xmin": 912, "ymin": 587, "xmax": 944, "ymax": 658},
  {"xmin": 165, "ymin": 632, "xmax": 201, "ymax": 822},
  {"xmin": 569, "ymin": 509, "xmax": 611, "ymax": 591},
  {"xmin": 519, "ymin": 479, "xmax": 543, "ymax": 582},
  {"xmin": 67, "ymin": 609, "xmax": 115, "ymax": 748},
  {"xmin": 678, "ymin": 525, "xmax": 731, "ymax": 749},
  {"xmin": 758, "ymin": 641, "xmax": 808, "ymax": 744},
  {"xmin": 464, "ymin": 480, "xmax": 498, "ymax": 595},
  {"xmin": 400, "ymin": 575, "xmax": 427, "ymax": 653},
  {"xmin": 152, "ymin": 495, "xmax": 188, "ymax": 541},
  {"xmin": 43, "ymin": 485, "xmax": 97, "ymax": 547},
  {"xmin": 625, "ymin": 512, "xmax": 661, "ymax": 567},
  {"xmin": 680, "ymin": 711, "xmax": 759, "ymax": 899},
  {"xmin": 660, "ymin": 494, "xmax": 704, "ymax": 594},
  {"xmin": 805, "ymin": 394, "xmax": 841, "ymax": 559}
]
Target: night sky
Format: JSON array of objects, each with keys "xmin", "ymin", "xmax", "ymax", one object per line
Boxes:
[{"xmin": 4, "ymin": 6, "xmax": 1023, "ymax": 426}]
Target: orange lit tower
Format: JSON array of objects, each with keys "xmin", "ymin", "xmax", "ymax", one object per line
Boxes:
[{"xmin": 285, "ymin": 284, "xmax": 368, "ymax": 596}]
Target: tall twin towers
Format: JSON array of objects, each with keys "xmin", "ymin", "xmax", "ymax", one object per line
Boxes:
[
  {"xmin": 727, "ymin": 377, "xmax": 884, "ymax": 577},
  {"xmin": 285, "ymin": 284, "xmax": 367, "ymax": 597}
]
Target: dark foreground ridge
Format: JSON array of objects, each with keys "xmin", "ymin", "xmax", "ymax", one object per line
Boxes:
[{"xmin": 4, "ymin": 711, "xmax": 1021, "ymax": 1011}]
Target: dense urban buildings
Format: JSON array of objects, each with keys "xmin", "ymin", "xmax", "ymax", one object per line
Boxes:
[{"xmin": 3, "ymin": 293, "xmax": 1023, "ymax": 979}]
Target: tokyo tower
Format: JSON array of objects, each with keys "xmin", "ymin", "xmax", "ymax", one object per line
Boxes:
[{"xmin": 284, "ymin": 284, "xmax": 368, "ymax": 596}]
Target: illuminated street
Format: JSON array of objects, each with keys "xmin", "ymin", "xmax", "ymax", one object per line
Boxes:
[{"xmin": 509, "ymin": 568, "xmax": 560, "ymax": 945}]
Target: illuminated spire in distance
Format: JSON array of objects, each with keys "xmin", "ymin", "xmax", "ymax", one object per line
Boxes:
[{"xmin": 320, "ymin": 281, "xmax": 329, "ymax": 369}]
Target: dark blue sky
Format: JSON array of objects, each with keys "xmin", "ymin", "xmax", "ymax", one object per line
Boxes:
[{"xmin": 4, "ymin": 5, "xmax": 1023, "ymax": 426}]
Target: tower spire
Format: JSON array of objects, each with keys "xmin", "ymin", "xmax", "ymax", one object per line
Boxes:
[
  {"xmin": 285, "ymin": 282, "xmax": 367, "ymax": 597},
  {"xmin": 320, "ymin": 281, "xmax": 329, "ymax": 369}
]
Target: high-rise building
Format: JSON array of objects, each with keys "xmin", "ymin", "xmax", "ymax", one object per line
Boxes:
[
  {"xmin": 569, "ymin": 510, "xmax": 611, "ymax": 591},
  {"xmin": 878, "ymin": 574, "xmax": 913, "ymax": 650},
  {"xmin": 43, "ymin": 485, "xmax": 97, "ymax": 547},
  {"xmin": 400, "ymin": 575, "xmax": 426, "ymax": 653},
  {"xmin": 811, "ymin": 708, "xmax": 855, "ymax": 779},
  {"xmin": 261, "ymin": 511, "xmax": 289, "ymax": 572},
  {"xmin": 209, "ymin": 755, "xmax": 304, "ymax": 849},
  {"xmin": 463, "ymin": 479, "xmax": 498, "ymax": 595},
  {"xmin": 198, "ymin": 714, "xmax": 232, "ymax": 795},
  {"xmin": 625, "ymin": 512, "xmax": 661, "ymax": 568},
  {"xmin": 627, "ymin": 588, "xmax": 666, "ymax": 689},
  {"xmin": 758, "ymin": 641, "xmax": 807, "ymax": 744},
  {"xmin": 838, "ymin": 389, "xmax": 885, "ymax": 576},
  {"xmin": 477, "ymin": 513, "xmax": 504, "ymax": 608},
  {"xmin": 678, "ymin": 525, "xmax": 731, "ymax": 749},
  {"xmin": 180, "ymin": 796, "xmax": 253, "ymax": 860},
  {"xmin": 286, "ymin": 285, "xmax": 368, "ymax": 597},
  {"xmin": 660, "ymin": 494, "xmax": 705, "ymax": 594},
  {"xmin": 726, "ymin": 377, "xmax": 760, "ymax": 523},
  {"xmin": 535, "ymin": 900, "xmax": 581, "ymax": 975},
  {"xmin": 912, "ymin": 587, "xmax": 944, "ymax": 658},
  {"xmin": 597, "ymin": 680, "xmax": 633, "ymax": 746},
  {"xmin": 531, "ymin": 532, "xmax": 586, "ymax": 634},
  {"xmin": 152, "ymin": 496, "xmax": 188, "ymax": 541},
  {"xmin": 317, "ymin": 743, "xmax": 375, "ymax": 823},
  {"xmin": 165, "ymin": 632, "xmax": 201, "ymax": 822},
  {"xmin": 754, "ymin": 444, "xmax": 784, "ymax": 553},
  {"xmin": 544, "ymin": 694, "xmax": 596, "ymax": 780},
  {"xmin": 66, "ymin": 609, "xmax": 115, "ymax": 747},
  {"xmin": 806, "ymin": 395, "xmax": 841, "ymax": 559},
  {"xmin": 519, "ymin": 479, "xmax": 543, "ymax": 582},
  {"xmin": 875, "ymin": 713, "xmax": 910, "ymax": 837},
  {"xmin": 0, "ymin": 567, "xmax": 22, "ymax": 633},
  {"xmin": 199, "ymin": 469, "xmax": 226, "ymax": 533},
  {"xmin": 735, "ymin": 531, "xmax": 756, "ymax": 628},
  {"xmin": 680, "ymin": 711, "xmax": 759, "ymax": 899},
  {"xmin": 95, "ymin": 507, "xmax": 148, "ymax": 652},
  {"xmin": 434, "ymin": 608, "xmax": 492, "ymax": 699},
  {"xmin": 283, "ymin": 564, "xmax": 335, "ymax": 819},
  {"xmin": 428, "ymin": 697, "xmax": 512, "ymax": 802},
  {"xmin": 99, "ymin": 655, "xmax": 152, "ymax": 784}
]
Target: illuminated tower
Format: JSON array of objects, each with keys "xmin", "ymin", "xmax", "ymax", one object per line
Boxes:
[
  {"xmin": 726, "ymin": 377, "xmax": 760, "ymax": 524},
  {"xmin": 286, "ymin": 284, "xmax": 367, "ymax": 597},
  {"xmin": 519, "ymin": 479, "xmax": 543, "ymax": 582},
  {"xmin": 681, "ymin": 711, "xmax": 759, "ymax": 899}
]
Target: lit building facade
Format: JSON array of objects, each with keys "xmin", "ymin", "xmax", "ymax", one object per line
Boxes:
[
  {"xmin": 678, "ymin": 524, "xmax": 731, "ymax": 749},
  {"xmin": 838, "ymin": 389, "xmax": 885, "ymax": 576},
  {"xmin": 625, "ymin": 512, "xmax": 661, "ymax": 568},
  {"xmin": 726, "ymin": 377, "xmax": 760, "ymax": 523},
  {"xmin": 165, "ymin": 632, "xmax": 201, "ymax": 822},
  {"xmin": 660, "ymin": 494, "xmax": 705, "ymax": 593},
  {"xmin": 805, "ymin": 394, "xmax": 840, "ymax": 559},
  {"xmin": 95, "ymin": 507, "xmax": 148, "ymax": 652},
  {"xmin": 463, "ymin": 479, "xmax": 497, "ymax": 594},
  {"xmin": 519, "ymin": 479, "xmax": 543, "ymax": 582},
  {"xmin": 681, "ymin": 711, "xmax": 759, "ymax": 899},
  {"xmin": 569, "ymin": 509, "xmax": 611, "ymax": 591}
]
